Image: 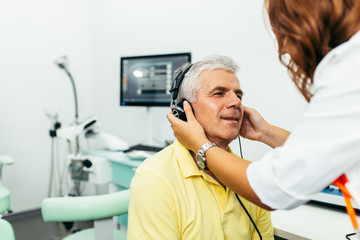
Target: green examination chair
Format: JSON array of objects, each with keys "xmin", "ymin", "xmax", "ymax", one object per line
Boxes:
[
  {"xmin": 41, "ymin": 189, "xmax": 129, "ymax": 240},
  {"xmin": 0, "ymin": 155, "xmax": 15, "ymax": 240}
]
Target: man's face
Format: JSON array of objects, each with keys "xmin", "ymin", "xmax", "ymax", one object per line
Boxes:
[{"xmin": 192, "ymin": 69, "xmax": 244, "ymax": 149}]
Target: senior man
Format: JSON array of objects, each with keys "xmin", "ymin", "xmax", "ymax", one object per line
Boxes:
[{"xmin": 127, "ymin": 55, "xmax": 274, "ymax": 240}]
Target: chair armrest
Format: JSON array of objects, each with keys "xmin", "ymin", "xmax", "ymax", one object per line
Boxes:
[
  {"xmin": 41, "ymin": 189, "xmax": 129, "ymax": 222},
  {"xmin": 0, "ymin": 156, "xmax": 13, "ymax": 181},
  {"xmin": 0, "ymin": 219, "xmax": 15, "ymax": 240},
  {"xmin": 0, "ymin": 156, "xmax": 14, "ymax": 166}
]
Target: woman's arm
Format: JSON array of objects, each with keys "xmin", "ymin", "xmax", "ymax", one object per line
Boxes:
[
  {"xmin": 167, "ymin": 101, "xmax": 288, "ymax": 210},
  {"xmin": 204, "ymin": 146, "xmax": 272, "ymax": 210}
]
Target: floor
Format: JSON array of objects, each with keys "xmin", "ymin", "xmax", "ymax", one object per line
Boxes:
[
  {"xmin": 3, "ymin": 208, "xmax": 92, "ymax": 240},
  {"xmin": 3, "ymin": 208, "xmax": 286, "ymax": 240}
]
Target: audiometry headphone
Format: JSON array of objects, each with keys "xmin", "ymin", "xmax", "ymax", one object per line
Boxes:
[{"xmin": 169, "ymin": 64, "xmax": 194, "ymax": 121}]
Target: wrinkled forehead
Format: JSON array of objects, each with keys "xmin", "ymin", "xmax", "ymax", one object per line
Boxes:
[{"xmin": 197, "ymin": 69, "xmax": 242, "ymax": 93}]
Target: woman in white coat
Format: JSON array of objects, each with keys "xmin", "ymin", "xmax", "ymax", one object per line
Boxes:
[{"xmin": 168, "ymin": 0, "xmax": 360, "ymax": 214}]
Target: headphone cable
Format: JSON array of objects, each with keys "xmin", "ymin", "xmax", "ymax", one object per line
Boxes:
[{"xmin": 237, "ymin": 136, "xmax": 262, "ymax": 240}]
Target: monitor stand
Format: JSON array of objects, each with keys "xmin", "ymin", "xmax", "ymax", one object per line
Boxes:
[
  {"xmin": 125, "ymin": 107, "xmax": 163, "ymax": 153},
  {"xmin": 146, "ymin": 106, "xmax": 153, "ymax": 146}
]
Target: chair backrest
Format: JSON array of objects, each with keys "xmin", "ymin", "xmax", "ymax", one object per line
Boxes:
[{"xmin": 42, "ymin": 189, "xmax": 130, "ymax": 222}]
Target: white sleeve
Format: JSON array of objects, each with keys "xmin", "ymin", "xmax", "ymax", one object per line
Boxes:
[{"xmin": 247, "ymin": 37, "xmax": 360, "ymax": 210}]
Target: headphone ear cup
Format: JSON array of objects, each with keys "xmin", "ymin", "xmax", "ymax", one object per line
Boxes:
[
  {"xmin": 172, "ymin": 107, "xmax": 182, "ymax": 120},
  {"xmin": 174, "ymin": 99, "xmax": 194, "ymax": 122}
]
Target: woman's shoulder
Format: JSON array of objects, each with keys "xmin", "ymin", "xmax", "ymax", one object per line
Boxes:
[{"xmin": 316, "ymin": 31, "xmax": 360, "ymax": 75}]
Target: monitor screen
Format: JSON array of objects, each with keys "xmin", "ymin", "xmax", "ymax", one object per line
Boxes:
[{"xmin": 120, "ymin": 52, "xmax": 191, "ymax": 106}]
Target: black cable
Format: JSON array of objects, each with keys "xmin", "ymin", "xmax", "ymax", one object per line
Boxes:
[
  {"xmin": 238, "ymin": 136, "xmax": 243, "ymax": 158},
  {"xmin": 346, "ymin": 232, "xmax": 358, "ymax": 239},
  {"xmin": 237, "ymin": 136, "xmax": 262, "ymax": 240},
  {"xmin": 235, "ymin": 193, "xmax": 263, "ymax": 240}
]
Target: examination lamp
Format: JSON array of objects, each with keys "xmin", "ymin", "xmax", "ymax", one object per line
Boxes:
[
  {"xmin": 54, "ymin": 55, "xmax": 83, "ymax": 154},
  {"xmin": 56, "ymin": 116, "xmax": 99, "ymax": 142},
  {"xmin": 54, "ymin": 56, "xmax": 79, "ymax": 123}
]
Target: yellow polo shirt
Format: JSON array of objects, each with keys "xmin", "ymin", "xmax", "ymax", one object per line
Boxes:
[{"xmin": 128, "ymin": 140, "xmax": 274, "ymax": 240}]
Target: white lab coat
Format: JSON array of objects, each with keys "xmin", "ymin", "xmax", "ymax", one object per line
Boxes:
[{"xmin": 247, "ymin": 30, "xmax": 360, "ymax": 210}]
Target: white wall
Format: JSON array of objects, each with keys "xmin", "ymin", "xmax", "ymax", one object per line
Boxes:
[
  {"xmin": 0, "ymin": 0, "xmax": 93, "ymax": 211},
  {"xmin": 90, "ymin": 0, "xmax": 307, "ymax": 157},
  {"xmin": 0, "ymin": 0, "xmax": 307, "ymax": 212}
]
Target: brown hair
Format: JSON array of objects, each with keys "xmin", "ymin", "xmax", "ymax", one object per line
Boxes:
[{"xmin": 265, "ymin": 0, "xmax": 360, "ymax": 101}]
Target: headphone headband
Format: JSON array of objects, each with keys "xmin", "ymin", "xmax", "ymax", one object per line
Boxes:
[{"xmin": 169, "ymin": 64, "xmax": 193, "ymax": 100}]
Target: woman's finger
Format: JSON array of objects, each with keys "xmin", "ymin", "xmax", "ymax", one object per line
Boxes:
[
  {"xmin": 183, "ymin": 100, "xmax": 196, "ymax": 121},
  {"xmin": 167, "ymin": 108, "xmax": 177, "ymax": 124}
]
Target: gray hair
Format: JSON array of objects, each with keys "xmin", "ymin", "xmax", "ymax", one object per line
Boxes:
[{"xmin": 176, "ymin": 55, "xmax": 240, "ymax": 103}]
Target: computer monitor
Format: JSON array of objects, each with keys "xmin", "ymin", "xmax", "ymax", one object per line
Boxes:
[{"xmin": 120, "ymin": 52, "xmax": 191, "ymax": 106}]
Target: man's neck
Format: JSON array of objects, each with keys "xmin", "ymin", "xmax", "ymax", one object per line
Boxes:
[{"xmin": 208, "ymin": 138, "xmax": 229, "ymax": 151}]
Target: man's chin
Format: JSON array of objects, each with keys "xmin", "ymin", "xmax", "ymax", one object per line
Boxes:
[
  {"xmin": 214, "ymin": 137, "xmax": 238, "ymax": 149},
  {"xmin": 225, "ymin": 132, "xmax": 241, "ymax": 141}
]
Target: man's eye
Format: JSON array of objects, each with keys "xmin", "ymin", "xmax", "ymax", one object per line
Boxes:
[
  {"xmin": 214, "ymin": 92, "xmax": 224, "ymax": 96},
  {"xmin": 237, "ymin": 95, "xmax": 243, "ymax": 100}
]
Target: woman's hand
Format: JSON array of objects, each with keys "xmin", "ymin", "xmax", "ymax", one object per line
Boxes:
[
  {"xmin": 240, "ymin": 107, "xmax": 269, "ymax": 141},
  {"xmin": 240, "ymin": 107, "xmax": 290, "ymax": 148},
  {"xmin": 167, "ymin": 101, "xmax": 209, "ymax": 153}
]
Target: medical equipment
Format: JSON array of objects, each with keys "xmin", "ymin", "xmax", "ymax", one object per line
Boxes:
[
  {"xmin": 120, "ymin": 52, "xmax": 191, "ymax": 146},
  {"xmin": 48, "ymin": 114, "xmax": 130, "ymax": 195},
  {"xmin": 120, "ymin": 53, "xmax": 191, "ymax": 107},
  {"xmin": 42, "ymin": 189, "xmax": 129, "ymax": 240},
  {"xmin": 54, "ymin": 56, "xmax": 79, "ymax": 122},
  {"xmin": 56, "ymin": 116, "xmax": 99, "ymax": 144},
  {"xmin": 85, "ymin": 131, "xmax": 129, "ymax": 151},
  {"xmin": 169, "ymin": 63, "xmax": 193, "ymax": 121},
  {"xmin": 311, "ymin": 185, "xmax": 360, "ymax": 211},
  {"xmin": 333, "ymin": 175, "xmax": 360, "ymax": 239},
  {"xmin": 49, "ymin": 56, "xmax": 129, "ymax": 197},
  {"xmin": 46, "ymin": 114, "xmax": 103, "ymax": 196}
]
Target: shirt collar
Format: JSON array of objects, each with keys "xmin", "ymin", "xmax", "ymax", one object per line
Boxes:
[
  {"xmin": 173, "ymin": 139, "xmax": 233, "ymax": 185},
  {"xmin": 173, "ymin": 139, "xmax": 202, "ymax": 178}
]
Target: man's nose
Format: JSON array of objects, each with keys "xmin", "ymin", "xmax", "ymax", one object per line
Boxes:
[{"xmin": 226, "ymin": 91, "xmax": 241, "ymax": 108}]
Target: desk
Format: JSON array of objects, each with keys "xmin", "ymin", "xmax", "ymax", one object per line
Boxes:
[
  {"xmin": 86, "ymin": 150, "xmax": 356, "ymax": 239},
  {"xmin": 271, "ymin": 203, "xmax": 355, "ymax": 240}
]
